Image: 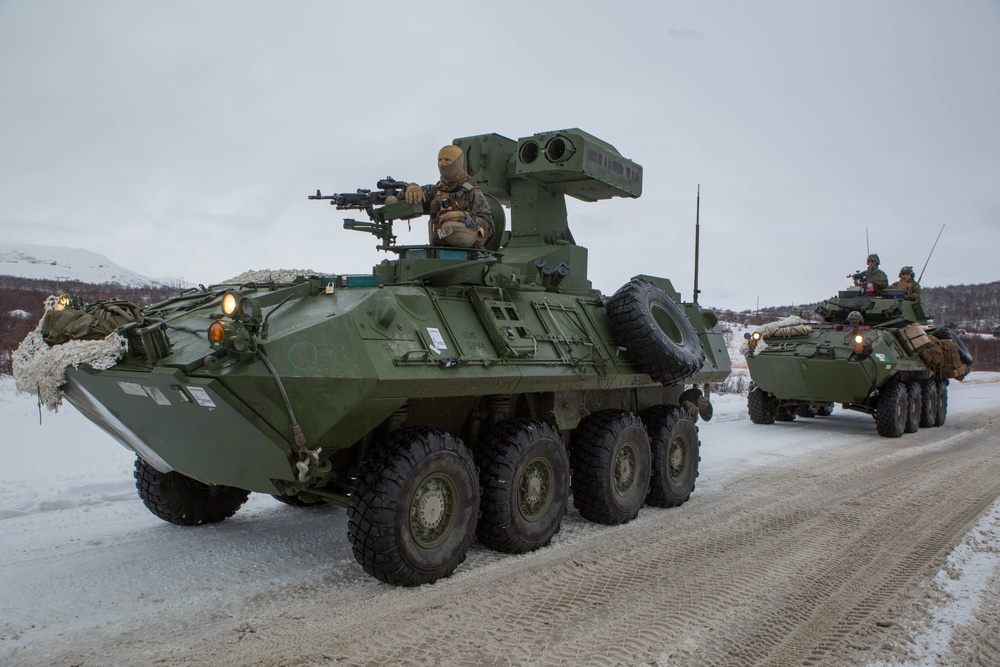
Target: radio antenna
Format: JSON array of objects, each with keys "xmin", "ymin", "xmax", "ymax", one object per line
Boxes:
[
  {"xmin": 692, "ymin": 185, "xmax": 701, "ymax": 304},
  {"xmin": 918, "ymin": 224, "xmax": 945, "ymax": 283}
]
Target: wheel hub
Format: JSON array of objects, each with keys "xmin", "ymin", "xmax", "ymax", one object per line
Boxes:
[
  {"xmin": 410, "ymin": 475, "xmax": 455, "ymax": 548},
  {"xmin": 613, "ymin": 443, "xmax": 638, "ymax": 497},
  {"xmin": 518, "ymin": 457, "xmax": 552, "ymax": 520},
  {"xmin": 668, "ymin": 435, "xmax": 687, "ymax": 479}
]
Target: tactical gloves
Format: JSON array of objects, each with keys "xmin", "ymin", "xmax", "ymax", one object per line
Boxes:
[{"xmin": 404, "ymin": 184, "xmax": 425, "ymax": 205}]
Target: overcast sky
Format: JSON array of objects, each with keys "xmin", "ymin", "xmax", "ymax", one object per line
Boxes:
[{"xmin": 1, "ymin": 0, "xmax": 997, "ymax": 311}]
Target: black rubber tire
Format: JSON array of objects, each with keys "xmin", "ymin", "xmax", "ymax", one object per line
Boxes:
[
  {"xmin": 747, "ymin": 383, "xmax": 777, "ymax": 425},
  {"xmin": 935, "ymin": 379, "xmax": 949, "ymax": 426},
  {"xmin": 816, "ymin": 403, "xmax": 835, "ymax": 417},
  {"xmin": 271, "ymin": 493, "xmax": 326, "ymax": 507},
  {"xmin": 904, "ymin": 381, "xmax": 921, "ymax": 434},
  {"xmin": 775, "ymin": 406, "xmax": 797, "ymax": 422},
  {"xmin": 796, "ymin": 404, "xmax": 819, "ymax": 418},
  {"xmin": 875, "ymin": 379, "xmax": 907, "ymax": 438},
  {"xmin": 606, "ymin": 279, "xmax": 705, "ymax": 384},
  {"xmin": 134, "ymin": 457, "xmax": 250, "ymax": 526},
  {"xmin": 570, "ymin": 410, "xmax": 651, "ymax": 525},
  {"xmin": 476, "ymin": 418, "xmax": 570, "ymax": 554},
  {"xmin": 348, "ymin": 428, "xmax": 479, "ymax": 587},
  {"xmin": 642, "ymin": 405, "xmax": 700, "ymax": 508},
  {"xmin": 919, "ymin": 379, "xmax": 938, "ymax": 428}
]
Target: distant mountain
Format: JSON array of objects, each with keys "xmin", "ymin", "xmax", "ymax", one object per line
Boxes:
[{"xmin": 0, "ymin": 243, "xmax": 188, "ymax": 288}]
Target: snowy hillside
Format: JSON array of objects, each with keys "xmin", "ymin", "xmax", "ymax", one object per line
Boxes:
[{"xmin": 0, "ymin": 243, "xmax": 187, "ymax": 288}]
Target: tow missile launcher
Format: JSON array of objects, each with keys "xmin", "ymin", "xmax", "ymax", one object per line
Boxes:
[{"xmin": 39, "ymin": 129, "xmax": 730, "ymax": 585}]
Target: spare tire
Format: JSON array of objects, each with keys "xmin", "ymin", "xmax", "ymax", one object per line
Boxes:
[{"xmin": 607, "ymin": 279, "xmax": 705, "ymax": 384}]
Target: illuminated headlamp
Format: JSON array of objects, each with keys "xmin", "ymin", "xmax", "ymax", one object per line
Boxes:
[
  {"xmin": 220, "ymin": 291, "xmax": 260, "ymax": 323},
  {"xmin": 221, "ymin": 292, "xmax": 238, "ymax": 316},
  {"xmin": 853, "ymin": 334, "xmax": 866, "ymax": 353}
]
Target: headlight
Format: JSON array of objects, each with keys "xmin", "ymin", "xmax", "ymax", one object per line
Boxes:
[
  {"xmin": 752, "ymin": 332, "xmax": 761, "ymax": 341},
  {"xmin": 221, "ymin": 292, "xmax": 238, "ymax": 316},
  {"xmin": 238, "ymin": 297, "xmax": 260, "ymax": 322},
  {"xmin": 854, "ymin": 334, "xmax": 864, "ymax": 345}
]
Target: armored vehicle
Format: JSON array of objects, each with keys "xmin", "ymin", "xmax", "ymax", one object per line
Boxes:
[
  {"xmin": 23, "ymin": 130, "xmax": 730, "ymax": 585},
  {"xmin": 744, "ymin": 287, "xmax": 972, "ymax": 438}
]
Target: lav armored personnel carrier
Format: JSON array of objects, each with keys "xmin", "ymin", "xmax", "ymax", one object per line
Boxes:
[
  {"xmin": 30, "ymin": 130, "xmax": 730, "ymax": 585},
  {"xmin": 744, "ymin": 287, "xmax": 971, "ymax": 438}
]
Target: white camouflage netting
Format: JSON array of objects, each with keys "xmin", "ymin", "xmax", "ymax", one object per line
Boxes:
[
  {"xmin": 222, "ymin": 268, "xmax": 336, "ymax": 284},
  {"xmin": 740, "ymin": 315, "xmax": 813, "ymax": 357},
  {"xmin": 12, "ymin": 295, "xmax": 127, "ymax": 412}
]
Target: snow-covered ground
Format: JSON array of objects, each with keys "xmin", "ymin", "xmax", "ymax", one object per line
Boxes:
[
  {"xmin": 0, "ymin": 243, "xmax": 187, "ymax": 287},
  {"xmin": 2, "ymin": 373, "xmax": 999, "ymax": 665}
]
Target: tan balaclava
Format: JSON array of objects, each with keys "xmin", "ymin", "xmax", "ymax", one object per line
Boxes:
[{"xmin": 438, "ymin": 145, "xmax": 466, "ymax": 184}]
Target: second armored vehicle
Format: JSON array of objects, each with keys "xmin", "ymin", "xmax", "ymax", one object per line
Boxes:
[
  {"xmin": 744, "ymin": 288, "xmax": 972, "ymax": 437},
  {"xmin": 19, "ymin": 129, "xmax": 730, "ymax": 585}
]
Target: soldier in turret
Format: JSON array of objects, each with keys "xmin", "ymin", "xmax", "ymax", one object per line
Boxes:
[
  {"xmin": 890, "ymin": 266, "xmax": 922, "ymax": 301},
  {"xmin": 853, "ymin": 253, "xmax": 889, "ymax": 296},
  {"xmin": 403, "ymin": 146, "xmax": 494, "ymax": 249}
]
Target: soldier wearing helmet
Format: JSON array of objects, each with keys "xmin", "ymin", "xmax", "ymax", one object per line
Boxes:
[
  {"xmin": 852, "ymin": 253, "xmax": 889, "ymax": 296},
  {"xmin": 402, "ymin": 146, "xmax": 494, "ymax": 249},
  {"xmin": 890, "ymin": 265, "xmax": 922, "ymax": 301}
]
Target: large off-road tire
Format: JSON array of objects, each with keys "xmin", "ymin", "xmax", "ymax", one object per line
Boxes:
[
  {"xmin": 816, "ymin": 403, "xmax": 835, "ymax": 417},
  {"xmin": 935, "ymin": 379, "xmax": 949, "ymax": 426},
  {"xmin": 747, "ymin": 383, "xmax": 777, "ymax": 425},
  {"xmin": 642, "ymin": 405, "xmax": 700, "ymax": 508},
  {"xmin": 775, "ymin": 406, "xmax": 797, "ymax": 422},
  {"xmin": 134, "ymin": 457, "xmax": 250, "ymax": 526},
  {"xmin": 348, "ymin": 428, "xmax": 479, "ymax": 587},
  {"xmin": 919, "ymin": 379, "xmax": 938, "ymax": 428},
  {"xmin": 875, "ymin": 379, "xmax": 907, "ymax": 438},
  {"xmin": 904, "ymin": 381, "xmax": 921, "ymax": 433},
  {"xmin": 570, "ymin": 410, "xmax": 651, "ymax": 525},
  {"xmin": 606, "ymin": 279, "xmax": 705, "ymax": 384},
  {"xmin": 476, "ymin": 418, "xmax": 569, "ymax": 554},
  {"xmin": 796, "ymin": 404, "xmax": 818, "ymax": 418}
]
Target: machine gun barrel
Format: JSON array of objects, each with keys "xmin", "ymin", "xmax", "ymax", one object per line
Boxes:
[{"xmin": 308, "ymin": 177, "xmax": 408, "ymax": 211}]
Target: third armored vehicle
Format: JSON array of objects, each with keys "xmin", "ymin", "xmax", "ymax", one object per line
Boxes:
[
  {"xmin": 20, "ymin": 129, "xmax": 730, "ymax": 585},
  {"xmin": 744, "ymin": 287, "xmax": 971, "ymax": 437}
]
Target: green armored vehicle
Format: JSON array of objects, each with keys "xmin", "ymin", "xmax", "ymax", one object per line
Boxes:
[
  {"xmin": 744, "ymin": 287, "xmax": 972, "ymax": 438},
  {"xmin": 25, "ymin": 130, "xmax": 730, "ymax": 585}
]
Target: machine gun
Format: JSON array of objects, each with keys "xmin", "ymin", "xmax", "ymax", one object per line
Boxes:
[
  {"xmin": 309, "ymin": 177, "xmax": 423, "ymax": 248},
  {"xmin": 309, "ymin": 177, "xmax": 409, "ymax": 212},
  {"xmin": 847, "ymin": 269, "xmax": 868, "ymax": 285}
]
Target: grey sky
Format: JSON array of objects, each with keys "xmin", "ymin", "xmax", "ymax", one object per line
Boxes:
[{"xmin": 1, "ymin": 0, "xmax": 998, "ymax": 311}]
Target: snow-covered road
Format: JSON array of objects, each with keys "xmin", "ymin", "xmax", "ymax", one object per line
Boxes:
[{"xmin": 2, "ymin": 374, "xmax": 999, "ymax": 666}]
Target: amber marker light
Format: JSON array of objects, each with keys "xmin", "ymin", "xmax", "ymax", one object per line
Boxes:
[{"xmin": 208, "ymin": 321, "xmax": 227, "ymax": 344}]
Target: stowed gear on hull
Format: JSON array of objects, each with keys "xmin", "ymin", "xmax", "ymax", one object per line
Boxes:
[
  {"xmin": 743, "ymin": 287, "xmax": 971, "ymax": 438},
  {"xmin": 18, "ymin": 129, "xmax": 731, "ymax": 586}
]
